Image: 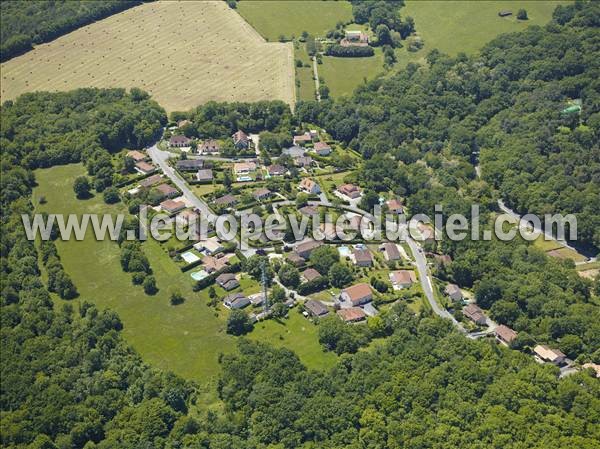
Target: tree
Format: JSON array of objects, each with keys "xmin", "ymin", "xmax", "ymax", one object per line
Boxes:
[
  {"xmin": 517, "ymin": 9, "xmax": 528, "ymax": 20},
  {"xmin": 278, "ymin": 264, "xmax": 300, "ymax": 288},
  {"xmin": 73, "ymin": 176, "xmax": 91, "ymax": 199},
  {"xmin": 143, "ymin": 275, "xmax": 158, "ymax": 295},
  {"xmin": 226, "ymin": 310, "xmax": 253, "ymax": 335},
  {"xmin": 318, "ymin": 85, "xmax": 330, "ymax": 100},
  {"xmin": 271, "ymin": 302, "xmax": 288, "ymax": 318},
  {"xmin": 309, "ymin": 245, "xmax": 339, "ymax": 275},
  {"xmin": 103, "ymin": 187, "xmax": 120, "ymax": 204},
  {"xmin": 223, "ymin": 170, "xmax": 232, "ymax": 189},
  {"xmin": 375, "ymin": 24, "xmax": 391, "ymax": 45},
  {"xmin": 328, "ymin": 262, "xmax": 353, "ymax": 288},
  {"xmin": 170, "ymin": 291, "xmax": 185, "ymax": 305},
  {"xmin": 270, "ymin": 284, "xmax": 287, "ymax": 303},
  {"xmin": 559, "ymin": 334, "xmax": 583, "ymax": 359}
]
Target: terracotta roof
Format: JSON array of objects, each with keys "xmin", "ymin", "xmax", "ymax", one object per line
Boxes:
[
  {"xmin": 390, "ymin": 270, "xmax": 416, "ymax": 285},
  {"xmin": 169, "ymin": 135, "xmax": 191, "ymax": 145},
  {"xmin": 139, "ymin": 174, "xmax": 162, "ymax": 187},
  {"xmin": 463, "ymin": 304, "xmax": 486, "ymax": 323},
  {"xmin": 338, "ymin": 184, "xmax": 361, "ymax": 196},
  {"xmin": 135, "ymin": 161, "xmax": 155, "ymax": 172},
  {"xmin": 160, "ymin": 199, "xmax": 185, "ymax": 212},
  {"xmin": 299, "ymin": 205, "xmax": 318, "ymax": 216},
  {"xmin": 295, "ymin": 240, "xmax": 322, "ymax": 256},
  {"xmin": 495, "ymin": 324, "xmax": 517, "ymax": 343},
  {"xmin": 200, "ymin": 139, "xmax": 220, "ymax": 152},
  {"xmin": 314, "ymin": 141, "xmax": 331, "ymax": 151},
  {"xmin": 232, "ymin": 130, "xmax": 249, "ymax": 143},
  {"xmin": 155, "ymin": 184, "xmax": 178, "ymax": 196},
  {"xmin": 233, "ymin": 161, "xmax": 256, "ymax": 173},
  {"xmin": 444, "ymin": 283, "xmax": 461, "ymax": 296},
  {"xmin": 127, "ymin": 150, "xmax": 147, "ymax": 161},
  {"xmin": 342, "ymin": 283, "xmax": 372, "ymax": 305},
  {"xmin": 337, "ymin": 307, "xmax": 366, "ymax": 322},
  {"xmin": 386, "ymin": 198, "xmax": 403, "ymax": 213}
]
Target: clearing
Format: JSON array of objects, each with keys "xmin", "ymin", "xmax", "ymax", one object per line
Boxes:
[{"xmin": 1, "ymin": 1, "xmax": 295, "ymax": 111}]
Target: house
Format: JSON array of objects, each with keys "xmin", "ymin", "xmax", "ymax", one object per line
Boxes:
[
  {"xmin": 253, "ymin": 188, "xmax": 272, "ymax": 201},
  {"xmin": 341, "ymin": 283, "xmax": 373, "ymax": 306},
  {"xmin": 287, "ymin": 253, "xmax": 306, "ymax": 267},
  {"xmin": 135, "ymin": 161, "xmax": 156, "ymax": 175},
  {"xmin": 337, "ymin": 307, "xmax": 367, "ymax": 323},
  {"xmin": 176, "ymin": 159, "xmax": 204, "ymax": 171},
  {"xmin": 302, "ymin": 268, "xmax": 321, "ymax": 283},
  {"xmin": 462, "ymin": 304, "xmax": 487, "ymax": 325},
  {"xmin": 294, "ymin": 240, "xmax": 323, "ymax": 259},
  {"xmin": 283, "ymin": 145, "xmax": 306, "ymax": 158},
  {"xmin": 353, "ymin": 248, "xmax": 373, "ymax": 267},
  {"xmin": 160, "ymin": 199, "xmax": 186, "ymax": 215},
  {"xmin": 196, "ymin": 169, "xmax": 213, "ymax": 182},
  {"xmin": 214, "ymin": 194, "xmax": 237, "ymax": 207},
  {"xmin": 534, "ymin": 345, "xmax": 566, "ymax": 365},
  {"xmin": 299, "ymin": 178, "xmax": 321, "ymax": 194},
  {"xmin": 313, "ymin": 141, "xmax": 331, "ymax": 156},
  {"xmin": 176, "ymin": 209, "xmax": 199, "ymax": 226},
  {"xmin": 338, "ymin": 184, "xmax": 361, "ymax": 199},
  {"xmin": 294, "ymin": 156, "xmax": 313, "ymax": 168},
  {"xmin": 386, "ymin": 198, "xmax": 404, "ymax": 214},
  {"xmin": 195, "ymin": 237, "xmax": 223, "ymax": 255},
  {"xmin": 299, "ymin": 205, "xmax": 318, "ymax": 216},
  {"xmin": 389, "ymin": 270, "xmax": 416, "ymax": 289},
  {"xmin": 248, "ymin": 292, "xmax": 265, "ymax": 306},
  {"xmin": 233, "ymin": 161, "xmax": 256, "ymax": 175},
  {"xmin": 216, "ymin": 273, "xmax": 239, "ymax": 291},
  {"xmin": 139, "ymin": 174, "xmax": 162, "ymax": 188},
  {"xmin": 304, "ymin": 299, "xmax": 329, "ymax": 317},
  {"xmin": 223, "ymin": 292, "xmax": 250, "ymax": 309},
  {"xmin": 444, "ymin": 284, "xmax": 463, "ymax": 302},
  {"xmin": 582, "ymin": 363, "xmax": 600, "ymax": 378},
  {"xmin": 169, "ymin": 135, "xmax": 191, "ymax": 147},
  {"xmin": 498, "ymin": 10, "xmax": 512, "ymax": 17},
  {"xmin": 232, "ymin": 130, "xmax": 249, "ymax": 149},
  {"xmin": 319, "ymin": 222, "xmax": 341, "ymax": 241},
  {"xmin": 417, "ymin": 222, "xmax": 435, "ymax": 243},
  {"xmin": 127, "ymin": 150, "xmax": 147, "ymax": 162},
  {"xmin": 293, "ymin": 132, "xmax": 312, "ymax": 146},
  {"xmin": 380, "ymin": 242, "xmax": 401, "ymax": 261},
  {"xmin": 203, "ymin": 255, "xmax": 228, "ymax": 273},
  {"xmin": 267, "ymin": 164, "xmax": 286, "ymax": 177},
  {"xmin": 345, "ymin": 30, "xmax": 369, "ymax": 43},
  {"xmin": 155, "ymin": 183, "xmax": 179, "ymax": 199},
  {"xmin": 199, "ymin": 139, "xmax": 220, "ymax": 154},
  {"xmin": 495, "ymin": 325, "xmax": 518, "ymax": 346}
]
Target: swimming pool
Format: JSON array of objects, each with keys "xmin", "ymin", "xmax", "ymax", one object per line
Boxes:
[
  {"xmin": 190, "ymin": 270, "xmax": 209, "ymax": 281},
  {"xmin": 237, "ymin": 175, "xmax": 252, "ymax": 182},
  {"xmin": 181, "ymin": 251, "xmax": 200, "ymax": 264},
  {"xmin": 338, "ymin": 246, "xmax": 352, "ymax": 258}
]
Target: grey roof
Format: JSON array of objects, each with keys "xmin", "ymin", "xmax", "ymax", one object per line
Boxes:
[
  {"xmin": 283, "ymin": 146, "xmax": 306, "ymax": 158},
  {"xmin": 176, "ymin": 159, "xmax": 204, "ymax": 170}
]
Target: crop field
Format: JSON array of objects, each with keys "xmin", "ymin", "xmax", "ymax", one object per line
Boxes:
[
  {"xmin": 236, "ymin": 0, "xmax": 353, "ymax": 42},
  {"xmin": 0, "ymin": 1, "xmax": 295, "ymax": 111}
]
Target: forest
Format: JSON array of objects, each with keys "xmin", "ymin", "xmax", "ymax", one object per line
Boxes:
[
  {"xmin": 0, "ymin": 0, "xmax": 143, "ymax": 61},
  {"xmin": 1, "ymin": 2, "xmax": 599, "ymax": 448}
]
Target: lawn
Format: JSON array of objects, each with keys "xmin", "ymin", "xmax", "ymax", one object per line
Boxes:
[
  {"xmin": 32, "ymin": 164, "xmax": 335, "ymax": 393},
  {"xmin": 1, "ymin": 1, "xmax": 295, "ymax": 111},
  {"xmin": 236, "ymin": 0, "xmax": 353, "ymax": 42},
  {"xmin": 319, "ymin": 49, "xmax": 386, "ymax": 98}
]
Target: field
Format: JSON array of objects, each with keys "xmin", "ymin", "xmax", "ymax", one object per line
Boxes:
[
  {"xmin": 0, "ymin": 1, "xmax": 295, "ymax": 111},
  {"xmin": 32, "ymin": 164, "xmax": 334, "ymax": 392},
  {"xmin": 320, "ymin": 49, "xmax": 385, "ymax": 98},
  {"xmin": 236, "ymin": 0, "xmax": 353, "ymax": 41}
]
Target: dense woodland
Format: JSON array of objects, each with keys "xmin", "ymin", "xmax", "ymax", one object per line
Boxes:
[
  {"xmin": 1, "ymin": 2, "xmax": 599, "ymax": 448},
  {"xmin": 0, "ymin": 1, "xmax": 143, "ymax": 61}
]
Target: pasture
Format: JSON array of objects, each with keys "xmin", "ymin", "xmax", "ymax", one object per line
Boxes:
[{"xmin": 0, "ymin": 1, "xmax": 295, "ymax": 111}]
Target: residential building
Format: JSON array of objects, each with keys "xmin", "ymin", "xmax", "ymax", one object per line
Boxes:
[
  {"xmin": 293, "ymin": 132, "xmax": 312, "ymax": 146},
  {"xmin": 582, "ymin": 363, "xmax": 600, "ymax": 378},
  {"xmin": 353, "ymin": 248, "xmax": 373, "ymax": 267},
  {"xmin": 287, "ymin": 253, "xmax": 306, "ymax": 267},
  {"xmin": 176, "ymin": 159, "xmax": 204, "ymax": 171},
  {"xmin": 345, "ymin": 30, "xmax": 369, "ymax": 43},
  {"xmin": 127, "ymin": 150, "xmax": 147, "ymax": 162},
  {"xmin": 202, "ymin": 255, "xmax": 228, "ymax": 273},
  {"xmin": 216, "ymin": 273, "xmax": 239, "ymax": 291},
  {"xmin": 135, "ymin": 161, "xmax": 156, "ymax": 175},
  {"xmin": 253, "ymin": 188, "xmax": 272, "ymax": 201},
  {"xmin": 386, "ymin": 198, "xmax": 404, "ymax": 214},
  {"xmin": 462, "ymin": 304, "xmax": 487, "ymax": 325},
  {"xmin": 299, "ymin": 205, "xmax": 318, "ymax": 216},
  {"xmin": 294, "ymin": 240, "xmax": 322, "ymax": 259},
  {"xmin": 534, "ymin": 345, "xmax": 567, "ymax": 365},
  {"xmin": 389, "ymin": 270, "xmax": 416, "ymax": 289},
  {"xmin": 294, "ymin": 156, "xmax": 313, "ymax": 168},
  {"xmin": 417, "ymin": 222, "xmax": 435, "ymax": 243},
  {"xmin": 233, "ymin": 161, "xmax": 257, "ymax": 175},
  {"xmin": 337, "ymin": 307, "xmax": 366, "ymax": 323},
  {"xmin": 444, "ymin": 283, "xmax": 463, "ymax": 302},
  {"xmin": 299, "ymin": 178, "xmax": 321, "ymax": 194},
  {"xmin": 302, "ymin": 268, "xmax": 321, "ymax": 283},
  {"xmin": 232, "ymin": 130, "xmax": 249, "ymax": 149},
  {"xmin": 380, "ymin": 242, "xmax": 401, "ymax": 261},
  {"xmin": 194, "ymin": 237, "xmax": 223, "ymax": 255},
  {"xmin": 155, "ymin": 183, "xmax": 179, "ymax": 199},
  {"xmin": 176, "ymin": 209, "xmax": 199, "ymax": 226},
  {"xmin": 139, "ymin": 174, "xmax": 162, "ymax": 188},
  {"xmin": 341, "ymin": 283, "xmax": 373, "ymax": 306},
  {"xmin": 304, "ymin": 299, "xmax": 329, "ymax": 317},
  {"xmin": 267, "ymin": 164, "xmax": 286, "ymax": 177},
  {"xmin": 338, "ymin": 183, "xmax": 361, "ymax": 199},
  {"xmin": 199, "ymin": 139, "xmax": 220, "ymax": 154},
  {"xmin": 313, "ymin": 141, "xmax": 331, "ymax": 156},
  {"xmin": 214, "ymin": 194, "xmax": 237, "ymax": 207},
  {"xmin": 169, "ymin": 135, "xmax": 191, "ymax": 147},
  {"xmin": 196, "ymin": 169, "xmax": 213, "ymax": 182},
  {"xmin": 223, "ymin": 292, "xmax": 249, "ymax": 309},
  {"xmin": 248, "ymin": 292, "xmax": 265, "ymax": 306},
  {"xmin": 495, "ymin": 325, "xmax": 518, "ymax": 346},
  {"xmin": 160, "ymin": 199, "xmax": 186, "ymax": 215}
]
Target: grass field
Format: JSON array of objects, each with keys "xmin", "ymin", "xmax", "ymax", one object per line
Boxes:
[
  {"xmin": 320, "ymin": 49, "xmax": 385, "ymax": 98},
  {"xmin": 32, "ymin": 164, "xmax": 334, "ymax": 391},
  {"xmin": 1, "ymin": 1, "xmax": 295, "ymax": 111},
  {"xmin": 236, "ymin": 0, "xmax": 353, "ymax": 42}
]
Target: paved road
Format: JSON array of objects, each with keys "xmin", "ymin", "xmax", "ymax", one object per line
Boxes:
[{"xmin": 147, "ymin": 144, "xmax": 217, "ymax": 223}]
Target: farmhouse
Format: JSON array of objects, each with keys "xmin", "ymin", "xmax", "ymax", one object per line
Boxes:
[
  {"xmin": 444, "ymin": 284, "xmax": 463, "ymax": 302},
  {"xmin": 176, "ymin": 159, "xmax": 204, "ymax": 171},
  {"xmin": 302, "ymin": 268, "xmax": 322, "ymax": 283},
  {"xmin": 338, "ymin": 184, "xmax": 361, "ymax": 199},
  {"xmin": 139, "ymin": 174, "xmax": 163, "ymax": 188},
  {"xmin": 169, "ymin": 135, "xmax": 192, "ymax": 147},
  {"xmin": 216, "ymin": 273, "xmax": 239, "ymax": 291},
  {"xmin": 299, "ymin": 178, "xmax": 321, "ymax": 194},
  {"xmin": 380, "ymin": 242, "xmax": 401, "ymax": 261},
  {"xmin": 495, "ymin": 325, "xmax": 518, "ymax": 346},
  {"xmin": 196, "ymin": 169, "xmax": 213, "ymax": 182},
  {"xmin": 199, "ymin": 139, "xmax": 220, "ymax": 154},
  {"xmin": 160, "ymin": 199, "xmax": 186, "ymax": 215},
  {"xmin": 353, "ymin": 248, "xmax": 373, "ymax": 267},
  {"xmin": 214, "ymin": 194, "xmax": 237, "ymax": 207},
  {"xmin": 304, "ymin": 299, "xmax": 329, "ymax": 318},
  {"xmin": 232, "ymin": 130, "xmax": 250, "ymax": 149},
  {"xmin": 253, "ymin": 188, "xmax": 272, "ymax": 201},
  {"xmin": 135, "ymin": 161, "xmax": 156, "ymax": 175},
  {"xmin": 294, "ymin": 156, "xmax": 313, "ymax": 168},
  {"xmin": 389, "ymin": 270, "xmax": 416, "ymax": 289},
  {"xmin": 386, "ymin": 198, "xmax": 404, "ymax": 214},
  {"xmin": 267, "ymin": 164, "xmax": 286, "ymax": 177},
  {"xmin": 155, "ymin": 183, "xmax": 179, "ymax": 199},
  {"xmin": 341, "ymin": 283, "xmax": 373, "ymax": 306},
  {"xmin": 294, "ymin": 239, "xmax": 323, "ymax": 259},
  {"xmin": 127, "ymin": 150, "xmax": 147, "ymax": 162},
  {"xmin": 533, "ymin": 345, "xmax": 566, "ymax": 365},
  {"xmin": 462, "ymin": 304, "xmax": 487, "ymax": 325},
  {"xmin": 233, "ymin": 161, "xmax": 257, "ymax": 175},
  {"xmin": 337, "ymin": 307, "xmax": 366, "ymax": 323},
  {"xmin": 223, "ymin": 292, "xmax": 250, "ymax": 309},
  {"xmin": 313, "ymin": 141, "xmax": 331, "ymax": 156}
]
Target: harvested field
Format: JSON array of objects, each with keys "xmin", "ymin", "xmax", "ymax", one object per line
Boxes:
[{"xmin": 0, "ymin": 1, "xmax": 295, "ymax": 111}]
